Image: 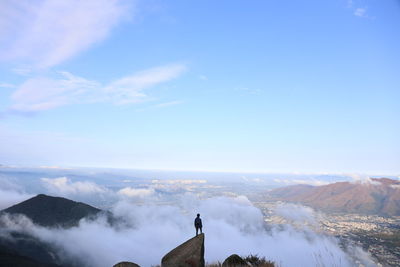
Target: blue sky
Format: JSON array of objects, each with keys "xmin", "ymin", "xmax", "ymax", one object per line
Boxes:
[{"xmin": 0, "ymin": 0, "xmax": 399, "ymax": 174}]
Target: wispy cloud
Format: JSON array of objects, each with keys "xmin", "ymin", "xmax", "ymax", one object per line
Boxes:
[
  {"xmin": 104, "ymin": 64, "xmax": 187, "ymax": 105},
  {"xmin": 347, "ymin": 0, "xmax": 354, "ymax": 8},
  {"xmin": 11, "ymin": 67, "xmax": 34, "ymax": 76},
  {"xmin": 8, "ymin": 63, "xmax": 187, "ymax": 112},
  {"xmin": 236, "ymin": 87, "xmax": 261, "ymax": 95},
  {"xmin": 346, "ymin": 1, "xmax": 370, "ymax": 19},
  {"xmin": 199, "ymin": 75, "xmax": 208, "ymax": 81},
  {"xmin": 10, "ymin": 71, "xmax": 100, "ymax": 112},
  {"xmin": 153, "ymin": 100, "xmax": 184, "ymax": 108},
  {"xmin": 0, "ymin": 83, "xmax": 16, "ymax": 88},
  {"xmin": 0, "ymin": 0, "xmax": 130, "ymax": 68},
  {"xmin": 272, "ymin": 178, "xmax": 329, "ymax": 186},
  {"xmin": 354, "ymin": 8, "xmax": 367, "ymax": 18}
]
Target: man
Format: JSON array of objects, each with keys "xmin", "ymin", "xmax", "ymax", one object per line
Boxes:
[{"xmin": 194, "ymin": 213, "xmax": 202, "ymax": 236}]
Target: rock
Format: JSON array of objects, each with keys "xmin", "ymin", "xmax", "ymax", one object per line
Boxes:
[
  {"xmin": 113, "ymin": 261, "xmax": 140, "ymax": 267},
  {"xmin": 161, "ymin": 233, "xmax": 205, "ymax": 267},
  {"xmin": 222, "ymin": 254, "xmax": 247, "ymax": 267}
]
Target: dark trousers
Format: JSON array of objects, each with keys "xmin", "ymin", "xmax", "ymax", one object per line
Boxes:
[{"xmin": 196, "ymin": 226, "xmax": 202, "ymax": 236}]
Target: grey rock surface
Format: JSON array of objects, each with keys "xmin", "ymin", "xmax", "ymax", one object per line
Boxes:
[{"xmin": 161, "ymin": 233, "xmax": 205, "ymax": 267}]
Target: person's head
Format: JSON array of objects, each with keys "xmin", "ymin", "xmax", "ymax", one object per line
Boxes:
[{"xmin": 197, "ymin": 213, "xmax": 200, "ymax": 217}]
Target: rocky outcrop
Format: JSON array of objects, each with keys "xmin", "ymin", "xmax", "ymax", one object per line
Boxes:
[
  {"xmin": 222, "ymin": 254, "xmax": 247, "ymax": 267},
  {"xmin": 161, "ymin": 233, "xmax": 205, "ymax": 267},
  {"xmin": 113, "ymin": 261, "xmax": 140, "ymax": 267}
]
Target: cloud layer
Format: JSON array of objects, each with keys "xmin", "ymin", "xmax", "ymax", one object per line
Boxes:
[
  {"xmin": 0, "ymin": 177, "xmax": 33, "ymax": 209},
  {"xmin": 41, "ymin": 177, "xmax": 108, "ymax": 195},
  {"xmin": 0, "ymin": 189, "xmax": 32, "ymax": 210},
  {"xmin": 0, "ymin": 190, "xmax": 376, "ymax": 267}
]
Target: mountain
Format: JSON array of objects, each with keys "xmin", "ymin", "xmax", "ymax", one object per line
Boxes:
[
  {"xmin": 267, "ymin": 178, "xmax": 400, "ymax": 216},
  {"xmin": 0, "ymin": 250, "xmax": 56, "ymax": 267},
  {"xmin": 0, "ymin": 194, "xmax": 105, "ymax": 267},
  {"xmin": 2, "ymin": 194, "xmax": 101, "ymax": 227},
  {"xmin": 0, "ymin": 234, "xmax": 62, "ymax": 267}
]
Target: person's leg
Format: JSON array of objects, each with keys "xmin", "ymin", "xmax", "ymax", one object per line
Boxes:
[
  {"xmin": 196, "ymin": 227, "xmax": 199, "ymax": 236},
  {"xmin": 200, "ymin": 227, "xmax": 202, "ymax": 234}
]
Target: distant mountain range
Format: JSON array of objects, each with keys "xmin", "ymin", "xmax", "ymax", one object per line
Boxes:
[
  {"xmin": 0, "ymin": 194, "xmax": 103, "ymax": 267},
  {"xmin": 267, "ymin": 178, "xmax": 400, "ymax": 216}
]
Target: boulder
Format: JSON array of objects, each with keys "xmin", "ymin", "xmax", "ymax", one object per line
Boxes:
[
  {"xmin": 161, "ymin": 233, "xmax": 205, "ymax": 267},
  {"xmin": 222, "ymin": 254, "xmax": 247, "ymax": 267},
  {"xmin": 113, "ymin": 261, "xmax": 140, "ymax": 267}
]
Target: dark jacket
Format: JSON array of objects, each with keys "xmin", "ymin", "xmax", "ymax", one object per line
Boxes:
[{"xmin": 194, "ymin": 217, "xmax": 202, "ymax": 228}]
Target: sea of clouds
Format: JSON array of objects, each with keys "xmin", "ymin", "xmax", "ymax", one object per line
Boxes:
[{"xmin": 0, "ymin": 174, "xmax": 378, "ymax": 267}]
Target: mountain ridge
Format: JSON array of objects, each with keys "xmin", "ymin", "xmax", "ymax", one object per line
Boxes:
[{"xmin": 267, "ymin": 178, "xmax": 400, "ymax": 216}]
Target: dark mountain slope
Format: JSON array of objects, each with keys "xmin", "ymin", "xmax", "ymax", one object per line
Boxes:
[
  {"xmin": 0, "ymin": 235, "xmax": 62, "ymax": 267},
  {"xmin": 0, "ymin": 251, "xmax": 57, "ymax": 267},
  {"xmin": 2, "ymin": 194, "xmax": 101, "ymax": 227},
  {"xmin": 0, "ymin": 194, "xmax": 106, "ymax": 267}
]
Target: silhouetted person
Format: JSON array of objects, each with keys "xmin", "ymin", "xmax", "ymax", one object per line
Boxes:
[{"xmin": 194, "ymin": 213, "xmax": 202, "ymax": 236}]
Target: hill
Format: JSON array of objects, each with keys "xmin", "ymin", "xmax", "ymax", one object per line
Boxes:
[
  {"xmin": 267, "ymin": 178, "xmax": 400, "ymax": 216},
  {"xmin": 2, "ymin": 194, "xmax": 101, "ymax": 227},
  {"xmin": 0, "ymin": 194, "xmax": 105, "ymax": 267},
  {"xmin": 0, "ymin": 234, "xmax": 62, "ymax": 267}
]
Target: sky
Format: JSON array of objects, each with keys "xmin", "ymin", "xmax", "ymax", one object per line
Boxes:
[{"xmin": 0, "ymin": 0, "xmax": 399, "ymax": 174}]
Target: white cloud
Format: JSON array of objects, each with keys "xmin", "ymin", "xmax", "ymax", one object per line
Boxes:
[
  {"xmin": 41, "ymin": 177, "xmax": 107, "ymax": 195},
  {"xmin": 10, "ymin": 71, "xmax": 100, "ymax": 112},
  {"xmin": 150, "ymin": 179, "xmax": 208, "ymax": 193},
  {"xmin": 0, "ymin": 189, "xmax": 33, "ymax": 210},
  {"xmin": 104, "ymin": 64, "xmax": 187, "ymax": 105},
  {"xmin": 0, "ymin": 0, "xmax": 129, "ymax": 68},
  {"xmin": 151, "ymin": 179, "xmax": 207, "ymax": 185},
  {"xmin": 11, "ymin": 67, "xmax": 34, "ymax": 76},
  {"xmin": 346, "ymin": 1, "xmax": 371, "ymax": 19},
  {"xmin": 0, "ymin": 195, "xmax": 375, "ymax": 267},
  {"xmin": 273, "ymin": 203, "xmax": 319, "ymax": 226},
  {"xmin": 117, "ymin": 187, "xmax": 155, "ymax": 198},
  {"xmin": 9, "ymin": 64, "xmax": 187, "ymax": 112},
  {"xmin": 0, "ymin": 83, "xmax": 15, "ymax": 88},
  {"xmin": 291, "ymin": 179, "xmax": 329, "ymax": 186},
  {"xmin": 354, "ymin": 8, "xmax": 367, "ymax": 18},
  {"xmin": 347, "ymin": 0, "xmax": 354, "ymax": 8},
  {"xmin": 236, "ymin": 87, "xmax": 261, "ymax": 95},
  {"xmin": 199, "ymin": 75, "xmax": 208, "ymax": 81},
  {"xmin": 348, "ymin": 174, "xmax": 381, "ymax": 185},
  {"xmin": 0, "ymin": 177, "xmax": 33, "ymax": 209},
  {"xmin": 272, "ymin": 178, "xmax": 328, "ymax": 186}
]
